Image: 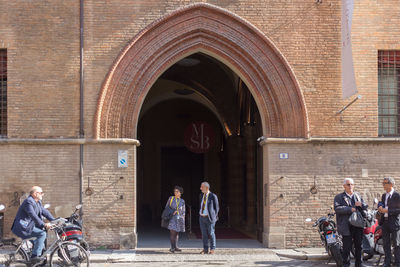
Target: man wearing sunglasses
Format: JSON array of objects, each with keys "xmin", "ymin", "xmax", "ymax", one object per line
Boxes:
[
  {"xmin": 11, "ymin": 186, "xmax": 55, "ymax": 264},
  {"xmin": 334, "ymin": 178, "xmax": 367, "ymax": 267},
  {"xmin": 378, "ymin": 177, "xmax": 400, "ymax": 267}
]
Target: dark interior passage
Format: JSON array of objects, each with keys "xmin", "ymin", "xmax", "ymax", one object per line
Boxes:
[{"xmin": 137, "ymin": 53, "xmax": 263, "ymax": 243}]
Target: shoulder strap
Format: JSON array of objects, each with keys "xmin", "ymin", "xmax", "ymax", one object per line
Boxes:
[{"xmin": 354, "ymin": 192, "xmax": 360, "ymax": 202}]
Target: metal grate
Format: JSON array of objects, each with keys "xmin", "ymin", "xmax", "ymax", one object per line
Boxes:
[
  {"xmin": 378, "ymin": 50, "xmax": 400, "ymax": 136},
  {"xmin": 0, "ymin": 49, "xmax": 6, "ymax": 137}
]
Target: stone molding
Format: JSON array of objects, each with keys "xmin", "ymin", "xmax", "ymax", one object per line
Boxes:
[{"xmin": 0, "ymin": 138, "xmax": 140, "ymax": 145}]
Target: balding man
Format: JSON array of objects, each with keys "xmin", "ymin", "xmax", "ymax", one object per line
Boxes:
[
  {"xmin": 12, "ymin": 186, "xmax": 55, "ymax": 264},
  {"xmin": 199, "ymin": 182, "xmax": 219, "ymax": 255}
]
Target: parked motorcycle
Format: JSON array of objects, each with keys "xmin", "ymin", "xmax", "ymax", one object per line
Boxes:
[
  {"xmin": 358, "ymin": 198, "xmax": 379, "ymax": 261},
  {"xmin": 58, "ymin": 204, "xmax": 89, "ymax": 252},
  {"xmin": 306, "ymin": 209, "xmax": 343, "ymax": 267}
]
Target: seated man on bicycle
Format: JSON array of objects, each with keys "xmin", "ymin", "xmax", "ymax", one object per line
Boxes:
[{"xmin": 11, "ymin": 186, "xmax": 55, "ymax": 264}]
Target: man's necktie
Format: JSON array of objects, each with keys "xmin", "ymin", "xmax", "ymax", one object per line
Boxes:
[{"xmin": 201, "ymin": 194, "xmax": 207, "ymax": 214}]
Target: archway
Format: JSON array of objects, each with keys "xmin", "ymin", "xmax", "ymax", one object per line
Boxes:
[
  {"xmin": 94, "ymin": 3, "xmax": 308, "ymax": 139},
  {"xmin": 94, "ymin": 3, "xmax": 309, "ymax": 248}
]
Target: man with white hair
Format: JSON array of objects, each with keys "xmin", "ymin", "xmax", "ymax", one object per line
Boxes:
[
  {"xmin": 334, "ymin": 178, "xmax": 367, "ymax": 267},
  {"xmin": 11, "ymin": 186, "xmax": 55, "ymax": 264},
  {"xmin": 199, "ymin": 181, "xmax": 219, "ymax": 254}
]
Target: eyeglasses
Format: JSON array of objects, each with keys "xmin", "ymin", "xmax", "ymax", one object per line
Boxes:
[
  {"xmin": 174, "ymin": 190, "xmax": 180, "ymax": 193},
  {"xmin": 382, "ymin": 182, "xmax": 391, "ymax": 185},
  {"xmin": 36, "ymin": 192, "xmax": 44, "ymax": 195},
  {"xmin": 345, "ymin": 184, "xmax": 354, "ymax": 186}
]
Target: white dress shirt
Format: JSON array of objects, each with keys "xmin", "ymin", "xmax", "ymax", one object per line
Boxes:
[{"xmin": 385, "ymin": 188, "xmax": 395, "ymax": 218}]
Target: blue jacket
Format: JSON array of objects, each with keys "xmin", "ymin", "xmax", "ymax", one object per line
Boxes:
[
  {"xmin": 11, "ymin": 196, "xmax": 55, "ymax": 238},
  {"xmin": 199, "ymin": 192, "xmax": 219, "ymax": 224}
]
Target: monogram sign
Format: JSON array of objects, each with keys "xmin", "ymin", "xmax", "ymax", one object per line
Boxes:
[{"xmin": 184, "ymin": 122, "xmax": 214, "ymax": 153}]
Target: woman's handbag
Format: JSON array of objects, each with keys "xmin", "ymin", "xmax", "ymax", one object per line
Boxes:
[{"xmin": 161, "ymin": 197, "xmax": 175, "ymax": 228}]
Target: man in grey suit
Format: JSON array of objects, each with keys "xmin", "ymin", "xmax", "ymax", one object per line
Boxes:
[
  {"xmin": 378, "ymin": 177, "xmax": 400, "ymax": 267},
  {"xmin": 334, "ymin": 178, "xmax": 367, "ymax": 267},
  {"xmin": 199, "ymin": 182, "xmax": 219, "ymax": 255}
]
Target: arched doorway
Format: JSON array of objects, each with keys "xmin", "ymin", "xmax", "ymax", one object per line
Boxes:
[
  {"xmin": 137, "ymin": 53, "xmax": 264, "ymax": 246},
  {"xmin": 94, "ymin": 3, "xmax": 308, "ymax": 248}
]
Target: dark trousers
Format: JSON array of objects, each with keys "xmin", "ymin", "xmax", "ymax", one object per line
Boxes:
[
  {"xmin": 382, "ymin": 221, "xmax": 400, "ymax": 266},
  {"xmin": 199, "ymin": 216, "xmax": 216, "ymax": 251},
  {"xmin": 342, "ymin": 226, "xmax": 363, "ymax": 267}
]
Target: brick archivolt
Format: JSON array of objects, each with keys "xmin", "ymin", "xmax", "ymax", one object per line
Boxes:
[{"xmin": 94, "ymin": 3, "xmax": 309, "ymax": 139}]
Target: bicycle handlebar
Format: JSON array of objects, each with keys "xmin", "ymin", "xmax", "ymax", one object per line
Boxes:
[{"xmin": 49, "ymin": 217, "xmax": 67, "ymax": 230}]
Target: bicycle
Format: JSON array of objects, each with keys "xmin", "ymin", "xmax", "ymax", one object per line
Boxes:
[{"xmin": 3, "ymin": 217, "xmax": 90, "ymax": 267}]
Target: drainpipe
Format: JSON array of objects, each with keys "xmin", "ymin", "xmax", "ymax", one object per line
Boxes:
[{"xmin": 79, "ymin": 0, "xmax": 84, "ymax": 206}]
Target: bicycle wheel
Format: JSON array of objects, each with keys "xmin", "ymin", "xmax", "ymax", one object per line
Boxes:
[
  {"xmin": 49, "ymin": 241, "xmax": 89, "ymax": 267},
  {"xmin": 0, "ymin": 243, "xmax": 29, "ymax": 267}
]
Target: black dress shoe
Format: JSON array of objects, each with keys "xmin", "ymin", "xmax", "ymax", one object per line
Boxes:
[
  {"xmin": 174, "ymin": 248, "xmax": 182, "ymax": 252},
  {"xmin": 169, "ymin": 248, "xmax": 175, "ymax": 253}
]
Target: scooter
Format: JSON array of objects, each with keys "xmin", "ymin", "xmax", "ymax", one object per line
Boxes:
[
  {"xmin": 58, "ymin": 204, "xmax": 89, "ymax": 252},
  {"xmin": 359, "ymin": 198, "xmax": 379, "ymax": 261},
  {"xmin": 306, "ymin": 209, "xmax": 343, "ymax": 267}
]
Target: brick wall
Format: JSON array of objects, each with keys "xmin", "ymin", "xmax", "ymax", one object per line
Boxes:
[
  {"xmin": 264, "ymin": 141, "xmax": 399, "ymax": 248},
  {"xmin": 0, "ymin": 1, "xmax": 398, "ymax": 138},
  {"xmin": 83, "ymin": 144, "xmax": 136, "ymax": 249},
  {"xmin": 0, "ymin": 144, "xmax": 80, "ymax": 238},
  {"xmin": 0, "ymin": 1, "xmax": 80, "ymax": 138}
]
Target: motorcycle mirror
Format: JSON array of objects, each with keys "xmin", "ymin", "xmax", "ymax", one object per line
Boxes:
[
  {"xmin": 75, "ymin": 204, "xmax": 82, "ymax": 210},
  {"xmin": 305, "ymin": 218, "xmax": 312, "ymax": 222},
  {"xmin": 374, "ymin": 198, "xmax": 379, "ymax": 204},
  {"xmin": 44, "ymin": 204, "xmax": 51, "ymax": 209},
  {"xmin": 0, "ymin": 204, "xmax": 5, "ymax": 211}
]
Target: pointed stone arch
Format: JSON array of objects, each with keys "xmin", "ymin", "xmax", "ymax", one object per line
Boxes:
[{"xmin": 94, "ymin": 3, "xmax": 309, "ymax": 139}]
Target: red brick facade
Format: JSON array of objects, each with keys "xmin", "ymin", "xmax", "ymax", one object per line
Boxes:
[{"xmin": 0, "ymin": 0, "xmax": 399, "ymax": 249}]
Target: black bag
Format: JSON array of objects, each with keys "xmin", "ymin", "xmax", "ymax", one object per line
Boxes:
[
  {"xmin": 348, "ymin": 193, "xmax": 366, "ymax": 228},
  {"xmin": 349, "ymin": 210, "xmax": 365, "ymax": 228},
  {"xmin": 161, "ymin": 197, "xmax": 175, "ymax": 228}
]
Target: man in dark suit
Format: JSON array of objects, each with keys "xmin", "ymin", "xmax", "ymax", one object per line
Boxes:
[
  {"xmin": 199, "ymin": 181, "xmax": 219, "ymax": 255},
  {"xmin": 334, "ymin": 178, "xmax": 367, "ymax": 267},
  {"xmin": 378, "ymin": 177, "xmax": 400, "ymax": 267},
  {"xmin": 12, "ymin": 186, "xmax": 55, "ymax": 264}
]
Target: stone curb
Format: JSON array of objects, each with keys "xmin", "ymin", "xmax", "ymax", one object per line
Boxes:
[{"xmin": 274, "ymin": 250, "xmax": 329, "ymax": 261}]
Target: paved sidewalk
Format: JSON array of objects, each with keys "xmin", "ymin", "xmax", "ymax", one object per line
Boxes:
[{"xmin": 1, "ymin": 246, "xmax": 329, "ymax": 264}]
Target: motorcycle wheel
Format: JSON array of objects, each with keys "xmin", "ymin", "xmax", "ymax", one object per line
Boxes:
[{"xmin": 329, "ymin": 243, "xmax": 343, "ymax": 267}]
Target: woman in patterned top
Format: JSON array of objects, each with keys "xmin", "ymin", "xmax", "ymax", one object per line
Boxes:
[{"xmin": 165, "ymin": 186, "xmax": 185, "ymax": 253}]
